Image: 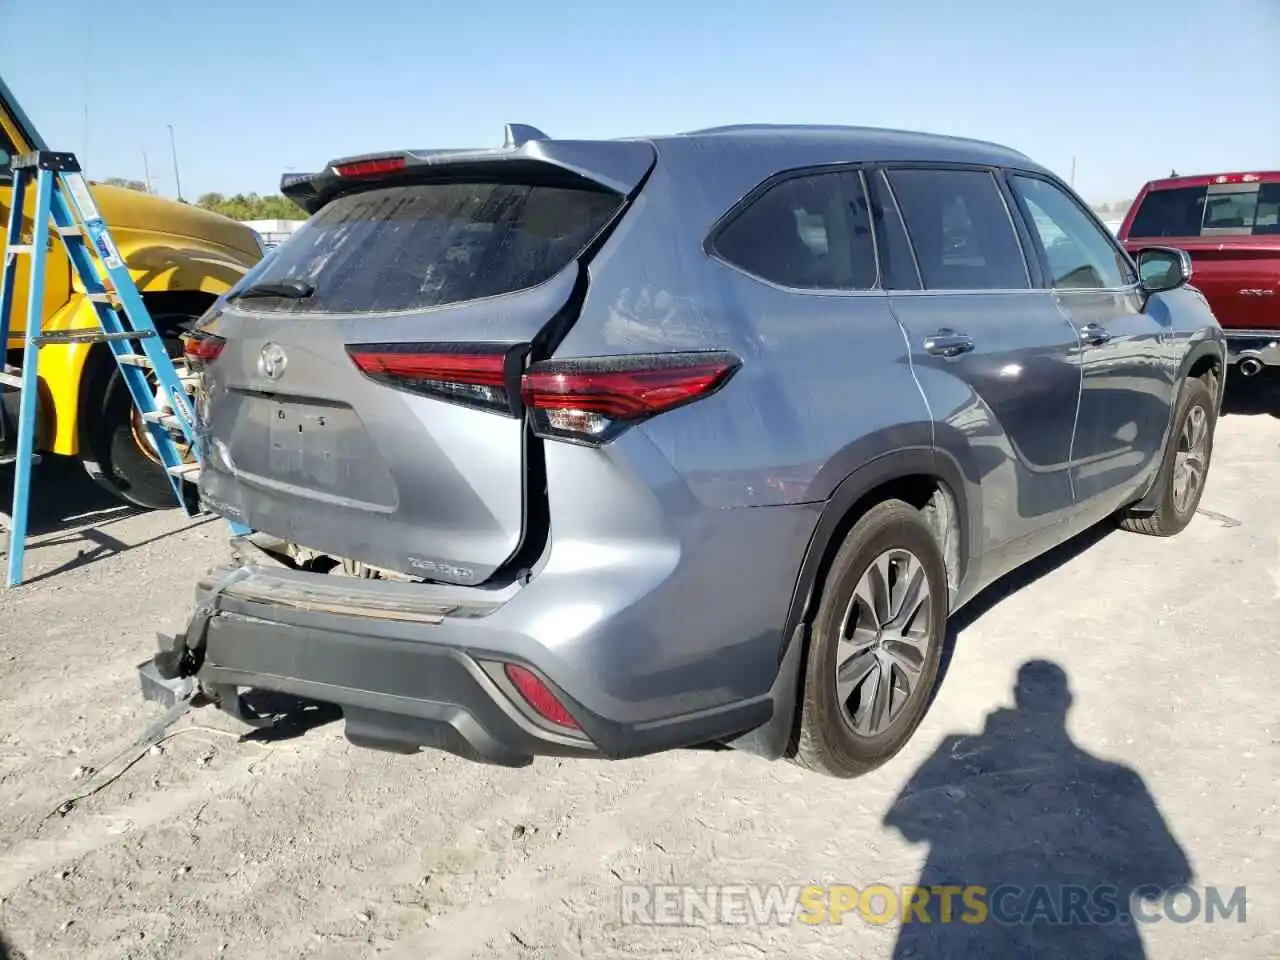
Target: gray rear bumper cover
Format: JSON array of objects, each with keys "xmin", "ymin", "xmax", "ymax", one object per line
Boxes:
[{"xmin": 154, "ymin": 562, "xmax": 785, "ymax": 766}]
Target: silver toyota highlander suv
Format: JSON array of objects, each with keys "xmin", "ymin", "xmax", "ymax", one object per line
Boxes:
[{"xmin": 143, "ymin": 123, "xmax": 1225, "ymax": 779}]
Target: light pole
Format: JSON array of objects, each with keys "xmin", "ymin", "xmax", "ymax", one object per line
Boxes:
[{"xmin": 167, "ymin": 123, "xmax": 184, "ymax": 202}]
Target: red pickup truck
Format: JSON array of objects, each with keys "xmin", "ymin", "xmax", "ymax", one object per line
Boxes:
[{"xmin": 1118, "ymin": 171, "xmax": 1279, "ymax": 377}]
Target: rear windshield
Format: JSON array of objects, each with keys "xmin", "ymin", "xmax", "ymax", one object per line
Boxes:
[
  {"xmin": 234, "ymin": 181, "xmax": 622, "ymax": 313},
  {"xmin": 1127, "ymin": 182, "xmax": 1280, "ymax": 239}
]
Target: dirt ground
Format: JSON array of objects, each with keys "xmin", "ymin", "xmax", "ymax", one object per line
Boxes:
[{"xmin": 0, "ymin": 379, "xmax": 1277, "ymax": 960}]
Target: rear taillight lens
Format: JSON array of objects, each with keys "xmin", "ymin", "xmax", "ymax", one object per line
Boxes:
[
  {"xmin": 182, "ymin": 331, "xmax": 225, "ymax": 362},
  {"xmin": 346, "ymin": 345, "xmax": 514, "ymax": 414},
  {"xmin": 345, "ymin": 344, "xmax": 739, "ymax": 444},
  {"xmin": 522, "ymin": 352, "xmax": 739, "ymax": 444}
]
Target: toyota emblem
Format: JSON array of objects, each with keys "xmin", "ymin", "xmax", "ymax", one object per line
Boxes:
[{"xmin": 258, "ymin": 342, "xmax": 288, "ymax": 380}]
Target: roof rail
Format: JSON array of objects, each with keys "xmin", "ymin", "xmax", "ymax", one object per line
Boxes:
[{"xmin": 504, "ymin": 123, "xmax": 549, "ymax": 149}]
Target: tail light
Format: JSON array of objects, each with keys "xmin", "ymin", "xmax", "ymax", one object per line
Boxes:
[
  {"xmin": 346, "ymin": 345, "xmax": 739, "ymax": 445},
  {"xmin": 182, "ymin": 331, "xmax": 225, "ymax": 362},
  {"xmin": 503, "ymin": 663, "xmax": 580, "ymax": 730},
  {"xmin": 522, "ymin": 352, "xmax": 739, "ymax": 443},
  {"xmin": 346, "ymin": 345, "xmax": 516, "ymax": 414},
  {"xmin": 333, "ymin": 156, "xmax": 407, "ymax": 178}
]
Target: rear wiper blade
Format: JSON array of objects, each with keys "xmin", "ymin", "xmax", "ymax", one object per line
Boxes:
[{"xmin": 231, "ymin": 279, "xmax": 316, "ymax": 301}]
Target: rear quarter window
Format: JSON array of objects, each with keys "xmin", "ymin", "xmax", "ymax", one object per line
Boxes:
[
  {"xmin": 711, "ymin": 169, "xmax": 879, "ymax": 291},
  {"xmin": 237, "ymin": 181, "xmax": 622, "ymax": 313}
]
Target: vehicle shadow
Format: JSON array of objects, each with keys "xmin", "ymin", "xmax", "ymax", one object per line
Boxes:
[
  {"xmin": 1221, "ymin": 369, "xmax": 1280, "ymax": 418},
  {"xmin": 0, "ymin": 455, "xmax": 141, "ymax": 537},
  {"xmin": 929, "ymin": 520, "xmax": 1114, "ymax": 709},
  {"xmin": 0, "ymin": 928, "xmax": 23, "ymax": 960},
  {"xmin": 0, "ymin": 456, "xmax": 215, "ymax": 583},
  {"xmin": 884, "ymin": 658, "xmax": 1194, "ymax": 958},
  {"xmin": 235, "ymin": 689, "xmax": 343, "ymax": 743}
]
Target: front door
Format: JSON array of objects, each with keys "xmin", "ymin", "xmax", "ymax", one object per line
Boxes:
[{"xmin": 1007, "ymin": 172, "xmax": 1176, "ymax": 509}]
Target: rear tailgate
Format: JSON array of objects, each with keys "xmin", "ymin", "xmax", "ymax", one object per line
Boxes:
[
  {"xmin": 193, "ymin": 139, "xmax": 655, "ymax": 585},
  {"xmin": 1122, "ymin": 175, "xmax": 1280, "ymax": 330}
]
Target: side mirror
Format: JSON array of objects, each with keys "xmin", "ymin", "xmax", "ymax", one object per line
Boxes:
[{"xmin": 1136, "ymin": 246, "xmax": 1192, "ymax": 294}]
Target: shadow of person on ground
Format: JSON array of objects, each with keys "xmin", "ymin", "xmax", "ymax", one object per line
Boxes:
[
  {"xmin": 884, "ymin": 659, "xmax": 1193, "ymax": 960},
  {"xmin": 0, "ymin": 929, "xmax": 24, "ymax": 960}
]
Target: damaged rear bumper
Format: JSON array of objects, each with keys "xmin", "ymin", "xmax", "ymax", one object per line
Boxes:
[{"xmin": 142, "ymin": 530, "xmax": 801, "ymax": 768}]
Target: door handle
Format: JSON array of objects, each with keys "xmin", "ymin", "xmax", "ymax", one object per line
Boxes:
[
  {"xmin": 923, "ymin": 329, "xmax": 974, "ymax": 358},
  {"xmin": 1079, "ymin": 323, "xmax": 1112, "ymax": 346}
]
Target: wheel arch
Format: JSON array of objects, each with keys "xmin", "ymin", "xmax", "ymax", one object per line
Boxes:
[
  {"xmin": 75, "ymin": 289, "xmax": 215, "ymax": 466},
  {"xmin": 730, "ymin": 449, "xmax": 973, "ymax": 761},
  {"xmin": 780, "ymin": 449, "xmax": 973, "ymax": 653}
]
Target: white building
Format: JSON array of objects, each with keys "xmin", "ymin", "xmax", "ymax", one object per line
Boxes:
[{"xmin": 240, "ymin": 218, "xmax": 305, "ymax": 249}]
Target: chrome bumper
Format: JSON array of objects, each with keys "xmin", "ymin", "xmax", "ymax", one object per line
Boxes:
[{"xmin": 1225, "ymin": 331, "xmax": 1280, "ymax": 374}]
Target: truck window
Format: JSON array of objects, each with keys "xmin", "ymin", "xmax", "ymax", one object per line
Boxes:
[
  {"xmin": 1128, "ymin": 181, "xmax": 1280, "ymax": 238},
  {"xmin": 0, "ymin": 124, "xmax": 13, "ymax": 183}
]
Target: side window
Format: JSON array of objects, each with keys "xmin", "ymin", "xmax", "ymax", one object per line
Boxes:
[
  {"xmin": 713, "ymin": 169, "xmax": 878, "ymax": 290},
  {"xmin": 1011, "ymin": 175, "xmax": 1135, "ymax": 289},
  {"xmin": 886, "ymin": 168, "xmax": 1030, "ymax": 290}
]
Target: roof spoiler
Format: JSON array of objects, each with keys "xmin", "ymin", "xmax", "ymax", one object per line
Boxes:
[{"xmin": 279, "ymin": 123, "xmax": 654, "ymax": 215}]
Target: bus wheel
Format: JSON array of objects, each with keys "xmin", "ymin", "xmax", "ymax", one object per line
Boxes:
[{"xmin": 82, "ymin": 313, "xmax": 198, "ymax": 511}]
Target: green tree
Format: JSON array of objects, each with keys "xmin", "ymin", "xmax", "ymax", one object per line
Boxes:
[
  {"xmin": 194, "ymin": 191, "xmax": 307, "ymax": 221},
  {"xmin": 101, "ymin": 177, "xmax": 148, "ymax": 192}
]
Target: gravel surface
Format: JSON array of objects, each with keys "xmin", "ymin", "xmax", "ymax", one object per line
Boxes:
[{"xmin": 0, "ymin": 381, "xmax": 1277, "ymax": 960}]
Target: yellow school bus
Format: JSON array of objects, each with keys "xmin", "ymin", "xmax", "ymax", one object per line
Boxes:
[{"xmin": 0, "ymin": 73, "xmax": 263, "ymax": 507}]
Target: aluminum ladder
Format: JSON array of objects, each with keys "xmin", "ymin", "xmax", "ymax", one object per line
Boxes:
[{"xmin": 0, "ymin": 150, "xmax": 203, "ymax": 586}]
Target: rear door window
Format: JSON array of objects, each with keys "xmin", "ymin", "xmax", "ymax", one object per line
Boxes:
[
  {"xmin": 712, "ymin": 169, "xmax": 879, "ymax": 290},
  {"xmin": 886, "ymin": 168, "xmax": 1030, "ymax": 290},
  {"xmin": 1128, "ymin": 181, "xmax": 1280, "ymax": 238},
  {"xmin": 233, "ymin": 181, "xmax": 622, "ymax": 314}
]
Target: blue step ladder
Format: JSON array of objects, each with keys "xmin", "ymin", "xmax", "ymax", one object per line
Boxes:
[{"xmin": 0, "ymin": 150, "xmax": 208, "ymax": 587}]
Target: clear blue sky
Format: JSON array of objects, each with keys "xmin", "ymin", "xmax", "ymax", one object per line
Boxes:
[{"xmin": 3, "ymin": 0, "xmax": 1276, "ymax": 205}]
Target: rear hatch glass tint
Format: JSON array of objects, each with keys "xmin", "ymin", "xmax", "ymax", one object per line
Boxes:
[
  {"xmin": 233, "ymin": 181, "xmax": 623, "ymax": 314},
  {"xmin": 1128, "ymin": 182, "xmax": 1280, "ymax": 239}
]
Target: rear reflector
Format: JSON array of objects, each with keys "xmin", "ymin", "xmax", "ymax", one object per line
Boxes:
[
  {"xmin": 333, "ymin": 156, "xmax": 407, "ymax": 178},
  {"xmin": 522, "ymin": 352, "xmax": 740, "ymax": 444},
  {"xmin": 503, "ymin": 664, "xmax": 580, "ymax": 730},
  {"xmin": 345, "ymin": 344, "xmax": 740, "ymax": 443},
  {"xmin": 182, "ymin": 332, "xmax": 225, "ymax": 362},
  {"xmin": 346, "ymin": 346, "xmax": 513, "ymax": 413}
]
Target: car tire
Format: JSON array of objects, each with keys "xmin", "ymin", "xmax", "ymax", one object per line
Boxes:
[
  {"xmin": 82, "ymin": 312, "xmax": 198, "ymax": 511},
  {"xmin": 791, "ymin": 499, "xmax": 949, "ymax": 779},
  {"xmin": 1118, "ymin": 376, "xmax": 1216, "ymax": 538}
]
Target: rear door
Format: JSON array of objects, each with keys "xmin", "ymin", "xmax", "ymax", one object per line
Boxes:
[
  {"xmin": 1008, "ymin": 172, "xmax": 1174, "ymax": 508},
  {"xmin": 1123, "ymin": 178, "xmax": 1280, "ymax": 331},
  {"xmin": 194, "ymin": 147, "xmax": 653, "ymax": 584},
  {"xmin": 877, "ymin": 166, "xmax": 1082, "ymax": 576}
]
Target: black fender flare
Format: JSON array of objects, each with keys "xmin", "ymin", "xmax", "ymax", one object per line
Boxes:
[{"xmin": 780, "ymin": 446, "xmax": 973, "ymax": 646}]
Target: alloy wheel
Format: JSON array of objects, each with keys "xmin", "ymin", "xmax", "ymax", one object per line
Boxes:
[
  {"xmin": 1172, "ymin": 404, "xmax": 1208, "ymax": 515},
  {"xmin": 834, "ymin": 548, "xmax": 934, "ymax": 737}
]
